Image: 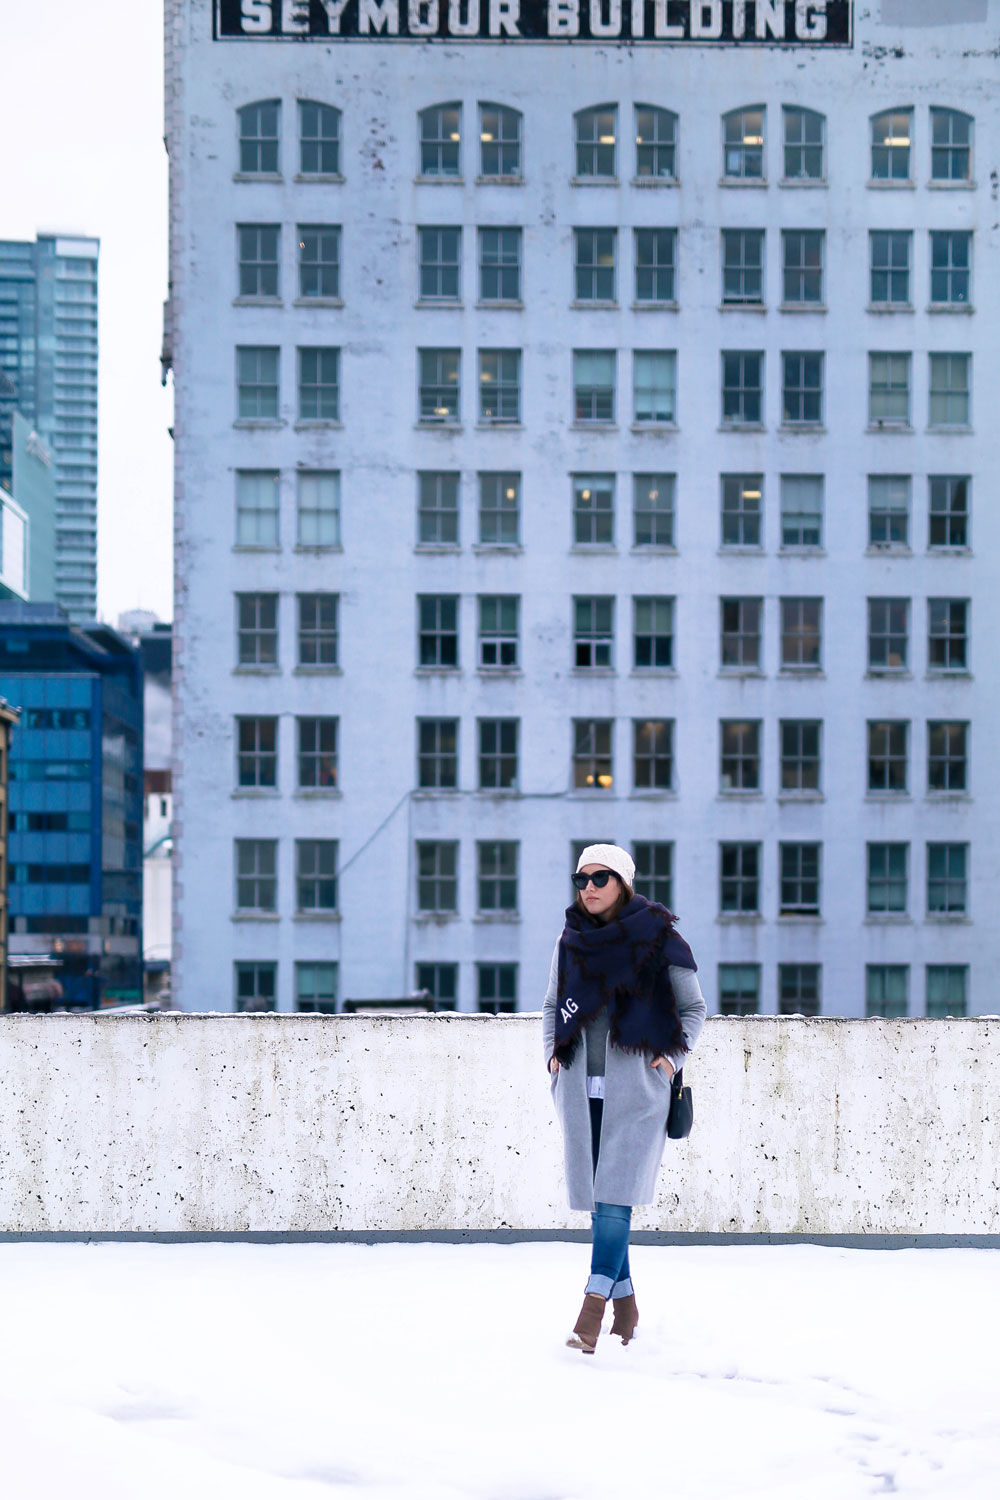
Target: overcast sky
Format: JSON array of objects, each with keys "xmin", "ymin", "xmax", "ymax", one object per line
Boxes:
[{"xmin": 1, "ymin": 0, "xmax": 173, "ymax": 627}]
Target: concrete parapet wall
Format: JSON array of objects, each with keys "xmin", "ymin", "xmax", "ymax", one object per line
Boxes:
[{"xmin": 0, "ymin": 1014, "xmax": 996, "ymax": 1235}]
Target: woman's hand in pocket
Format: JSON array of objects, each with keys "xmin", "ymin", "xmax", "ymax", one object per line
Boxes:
[
  {"xmin": 650, "ymin": 1056, "xmax": 675, "ymax": 1080},
  {"xmin": 548, "ymin": 1057, "xmax": 560, "ymax": 1075}
]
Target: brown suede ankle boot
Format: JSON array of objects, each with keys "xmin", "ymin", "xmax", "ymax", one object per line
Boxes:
[
  {"xmin": 566, "ymin": 1293, "xmax": 606, "ymax": 1354},
  {"xmin": 610, "ymin": 1293, "xmax": 639, "ymax": 1345}
]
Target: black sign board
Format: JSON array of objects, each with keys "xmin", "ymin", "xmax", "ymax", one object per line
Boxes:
[{"xmin": 214, "ymin": 0, "xmax": 852, "ymax": 45}]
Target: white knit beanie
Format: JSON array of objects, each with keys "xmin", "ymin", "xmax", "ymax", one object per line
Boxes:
[{"xmin": 575, "ymin": 843, "xmax": 635, "ymax": 889}]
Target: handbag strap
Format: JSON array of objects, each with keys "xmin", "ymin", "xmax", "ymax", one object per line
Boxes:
[{"xmin": 672, "ymin": 1068, "xmax": 683, "ymax": 1089}]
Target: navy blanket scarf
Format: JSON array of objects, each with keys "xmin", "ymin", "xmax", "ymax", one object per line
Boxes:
[{"xmin": 554, "ymin": 895, "xmax": 697, "ymax": 1067}]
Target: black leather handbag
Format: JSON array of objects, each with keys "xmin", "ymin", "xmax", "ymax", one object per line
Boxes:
[{"xmin": 667, "ymin": 1068, "xmax": 694, "ymax": 1139}]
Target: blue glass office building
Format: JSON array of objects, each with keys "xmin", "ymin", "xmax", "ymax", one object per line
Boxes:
[
  {"xmin": 0, "ymin": 603, "xmax": 143, "ymax": 1005},
  {"xmin": 0, "ymin": 234, "xmax": 99, "ymax": 620}
]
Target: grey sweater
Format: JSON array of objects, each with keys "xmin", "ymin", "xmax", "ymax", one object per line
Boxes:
[{"xmin": 543, "ymin": 938, "xmax": 706, "ymax": 1077}]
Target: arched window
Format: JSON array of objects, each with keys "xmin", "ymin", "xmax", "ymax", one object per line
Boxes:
[
  {"xmin": 575, "ymin": 105, "xmax": 617, "ymax": 179},
  {"xmin": 782, "ymin": 106, "xmax": 825, "ymax": 180},
  {"xmin": 870, "ymin": 108, "xmax": 912, "ymax": 181},
  {"xmin": 479, "ymin": 103, "xmax": 521, "ymax": 178},
  {"xmin": 238, "ymin": 100, "xmax": 280, "ymax": 175},
  {"xmin": 930, "ymin": 108, "xmax": 972, "ymax": 182},
  {"xmin": 634, "ymin": 106, "xmax": 677, "ymax": 180},
  {"xmin": 722, "ymin": 106, "xmax": 764, "ymax": 180},
  {"xmin": 299, "ymin": 101, "xmax": 341, "ymax": 176},
  {"xmin": 419, "ymin": 103, "xmax": 461, "ymax": 177}
]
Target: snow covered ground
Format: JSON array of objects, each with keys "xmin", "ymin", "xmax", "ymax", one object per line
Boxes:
[{"xmin": 0, "ymin": 1241, "xmax": 997, "ymax": 1499}]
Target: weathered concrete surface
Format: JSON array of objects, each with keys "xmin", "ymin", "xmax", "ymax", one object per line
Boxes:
[{"xmin": 0, "ymin": 1014, "xmax": 997, "ymax": 1234}]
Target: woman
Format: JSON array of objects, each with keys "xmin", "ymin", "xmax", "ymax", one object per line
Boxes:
[{"xmin": 543, "ymin": 843, "xmax": 707, "ymax": 1354}]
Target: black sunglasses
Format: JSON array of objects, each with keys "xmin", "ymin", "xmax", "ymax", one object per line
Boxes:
[{"xmin": 572, "ymin": 870, "xmax": 618, "ymax": 891}]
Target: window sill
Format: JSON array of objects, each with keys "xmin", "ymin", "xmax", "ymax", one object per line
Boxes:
[
  {"xmin": 476, "ymin": 300, "xmax": 524, "ymax": 311},
  {"xmin": 780, "ymin": 424, "xmax": 826, "ymax": 434},
  {"xmin": 631, "ymin": 301, "xmax": 679, "ymax": 312},
  {"xmin": 776, "ymin": 914, "xmax": 823, "ymax": 924},
  {"xmin": 866, "ymin": 545, "xmax": 912, "ymax": 556},
  {"xmin": 864, "ymin": 670, "xmax": 912, "ymax": 680},
  {"xmin": 293, "ymin": 544, "xmax": 344, "ymax": 554},
  {"xmin": 414, "ymin": 544, "xmax": 461, "ymax": 555},
  {"xmin": 863, "ymin": 915, "xmax": 912, "ymax": 925},
  {"xmin": 293, "ymin": 912, "xmax": 342, "ymax": 925},
  {"xmin": 925, "ymin": 670, "xmax": 972, "ymax": 681},
  {"xmin": 231, "ymin": 788, "xmax": 280, "ymax": 798},
  {"xmin": 232, "ymin": 545, "xmax": 281, "ymax": 554},
  {"xmin": 927, "ymin": 303, "xmax": 974, "ymax": 315},
  {"xmin": 778, "ymin": 546, "xmax": 825, "ymax": 557},
  {"xmin": 779, "ymin": 177, "xmax": 828, "ymax": 189},
  {"xmin": 630, "ymin": 545, "xmax": 678, "ymax": 556},
  {"xmin": 415, "ymin": 299, "xmax": 462, "ymax": 310},
  {"xmin": 631, "ymin": 422, "xmax": 678, "ymax": 434},
  {"xmin": 294, "ymin": 173, "xmax": 345, "ymax": 184},
  {"xmin": 866, "ymin": 424, "xmax": 912, "ymax": 434},
  {"xmin": 630, "ymin": 176, "xmax": 679, "ymax": 188},
  {"xmin": 411, "ymin": 790, "xmax": 462, "ymax": 800},
  {"xmin": 866, "ymin": 303, "xmax": 914, "ymax": 315},
  {"xmin": 778, "ymin": 668, "xmax": 825, "ymax": 679},
  {"xmin": 231, "ymin": 911, "xmax": 281, "ymax": 922},
  {"xmin": 716, "ymin": 913, "xmax": 764, "ymax": 924},
  {"xmin": 719, "ymin": 302, "xmax": 767, "ymax": 313},
  {"xmin": 233, "ymin": 172, "xmax": 282, "ymax": 183},
  {"xmin": 779, "ymin": 303, "xmax": 827, "ymax": 314},
  {"xmin": 415, "ymin": 421, "xmax": 462, "ymax": 431},
  {"xmin": 571, "ymin": 667, "xmax": 616, "ymax": 677},
  {"xmin": 777, "ymin": 792, "xmax": 824, "ymax": 803},
  {"xmin": 294, "ymin": 297, "xmax": 344, "ymax": 309},
  {"xmin": 570, "ymin": 544, "xmax": 617, "ymax": 554},
  {"xmin": 926, "ymin": 179, "xmax": 975, "ymax": 191},
  {"xmin": 571, "ymin": 422, "xmax": 618, "ymax": 432},
  {"xmin": 866, "ymin": 179, "xmax": 916, "ymax": 190},
  {"xmin": 718, "ymin": 545, "xmax": 765, "ymax": 556},
  {"xmin": 233, "ymin": 420, "xmax": 285, "ymax": 430},
  {"xmin": 569, "ymin": 177, "xmax": 620, "ymax": 187},
  {"xmin": 294, "ymin": 420, "xmax": 343, "ymax": 431},
  {"xmin": 233, "ymin": 665, "xmax": 281, "ymax": 675},
  {"xmin": 924, "ymin": 913, "xmax": 971, "ymax": 924},
  {"xmin": 629, "ymin": 789, "xmax": 678, "ymax": 801},
  {"xmin": 472, "ymin": 543, "xmax": 523, "ymax": 555},
  {"xmin": 293, "ymin": 666, "xmax": 343, "ymax": 676},
  {"xmin": 412, "ymin": 912, "xmax": 460, "ymax": 924},
  {"xmin": 570, "ymin": 300, "xmax": 619, "ymax": 311},
  {"xmin": 719, "ymin": 423, "xmax": 765, "ymax": 433},
  {"xmin": 718, "ymin": 178, "xmax": 767, "ymax": 189},
  {"xmin": 927, "ymin": 547, "xmax": 972, "ymax": 557},
  {"xmin": 718, "ymin": 669, "xmax": 765, "ymax": 679},
  {"xmin": 926, "ymin": 792, "xmax": 970, "ymax": 802},
  {"xmin": 477, "ymin": 667, "xmax": 522, "ymax": 678},
  {"xmin": 472, "ymin": 912, "xmax": 521, "ymax": 924},
  {"xmin": 233, "ymin": 296, "xmax": 283, "ymax": 308},
  {"xmin": 927, "ymin": 426, "xmax": 973, "ymax": 436},
  {"xmin": 717, "ymin": 791, "xmax": 764, "ymax": 801},
  {"xmin": 474, "ymin": 175, "xmax": 524, "ymax": 186},
  {"xmin": 475, "ymin": 788, "xmax": 521, "ymax": 798},
  {"xmin": 414, "ymin": 667, "xmax": 462, "ymax": 677},
  {"xmin": 629, "ymin": 668, "xmax": 678, "ymax": 679},
  {"xmin": 864, "ymin": 792, "xmax": 911, "ymax": 803},
  {"xmin": 414, "ymin": 175, "xmax": 463, "ymax": 185},
  {"xmin": 293, "ymin": 788, "xmax": 342, "ymax": 799},
  {"xmin": 475, "ymin": 422, "xmax": 524, "ymax": 432}
]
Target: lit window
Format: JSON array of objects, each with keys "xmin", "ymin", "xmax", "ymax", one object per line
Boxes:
[
  {"xmin": 635, "ymin": 106, "xmax": 677, "ymax": 179},
  {"xmin": 871, "ymin": 109, "xmax": 912, "ymax": 181},
  {"xmin": 575, "ymin": 105, "xmax": 617, "ymax": 178},
  {"xmin": 420, "ymin": 103, "xmax": 461, "ymax": 177},
  {"xmin": 722, "ymin": 106, "xmax": 765, "ymax": 180},
  {"xmin": 479, "ymin": 103, "xmax": 521, "ymax": 177}
]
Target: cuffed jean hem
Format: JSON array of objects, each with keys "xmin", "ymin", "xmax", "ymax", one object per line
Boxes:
[
  {"xmin": 584, "ymin": 1274, "xmax": 614, "ymax": 1298},
  {"xmin": 610, "ymin": 1277, "xmax": 634, "ymax": 1298}
]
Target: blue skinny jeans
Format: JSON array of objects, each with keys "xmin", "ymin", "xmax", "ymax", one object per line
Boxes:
[{"xmin": 585, "ymin": 1098, "xmax": 633, "ymax": 1300}]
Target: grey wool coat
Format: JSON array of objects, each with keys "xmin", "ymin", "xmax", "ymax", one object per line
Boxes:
[{"xmin": 542, "ymin": 938, "xmax": 707, "ymax": 1212}]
